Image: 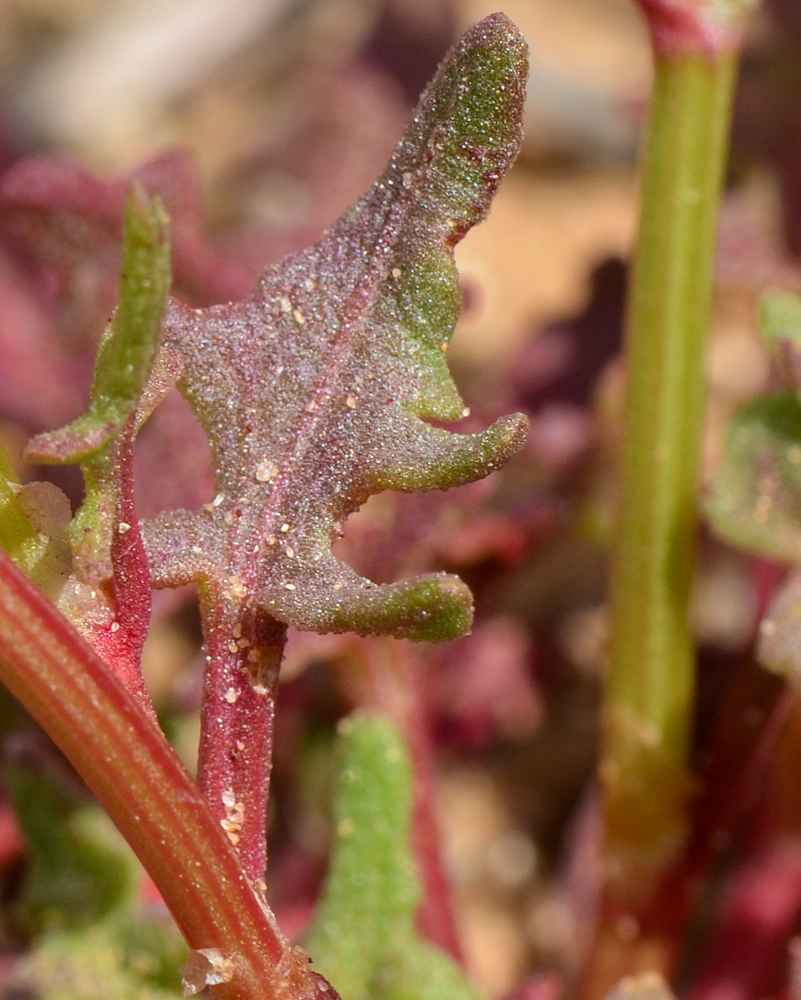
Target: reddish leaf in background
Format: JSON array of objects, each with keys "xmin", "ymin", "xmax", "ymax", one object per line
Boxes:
[
  {"xmin": 0, "ymin": 153, "xmax": 241, "ymax": 517},
  {"xmin": 0, "ymin": 151, "xmax": 254, "ymax": 310}
]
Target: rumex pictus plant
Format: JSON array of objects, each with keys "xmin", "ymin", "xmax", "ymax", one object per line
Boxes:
[
  {"xmin": 0, "ymin": 1, "xmax": 798, "ymax": 999},
  {"xmin": 0, "ymin": 13, "xmax": 529, "ymax": 1000}
]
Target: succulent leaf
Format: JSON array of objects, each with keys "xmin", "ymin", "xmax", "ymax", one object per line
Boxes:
[
  {"xmin": 142, "ymin": 13, "xmax": 529, "ymax": 643},
  {"xmin": 304, "ymin": 713, "xmax": 485, "ymax": 1000}
]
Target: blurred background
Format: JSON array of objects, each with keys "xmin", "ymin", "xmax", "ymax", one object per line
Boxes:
[{"xmin": 0, "ymin": 0, "xmax": 800, "ymax": 997}]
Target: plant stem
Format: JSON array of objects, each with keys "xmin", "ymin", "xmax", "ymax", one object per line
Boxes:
[
  {"xmin": 593, "ymin": 23, "xmax": 740, "ymax": 989},
  {"xmin": 197, "ymin": 584, "xmax": 286, "ymax": 883},
  {"xmin": 0, "ymin": 547, "xmax": 319, "ymax": 1000}
]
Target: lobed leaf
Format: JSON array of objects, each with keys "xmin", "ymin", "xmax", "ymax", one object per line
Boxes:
[
  {"xmin": 304, "ymin": 713, "xmax": 485, "ymax": 1000},
  {"xmin": 143, "ymin": 13, "xmax": 529, "ymax": 643}
]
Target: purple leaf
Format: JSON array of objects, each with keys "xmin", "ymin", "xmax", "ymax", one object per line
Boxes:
[{"xmin": 143, "ymin": 13, "xmax": 530, "ymax": 646}]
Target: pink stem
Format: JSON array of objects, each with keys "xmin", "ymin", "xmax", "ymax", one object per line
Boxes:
[
  {"xmin": 686, "ymin": 839, "xmax": 801, "ymax": 1000},
  {"xmin": 407, "ymin": 687, "xmax": 464, "ymax": 962},
  {"xmin": 635, "ymin": 0, "xmax": 747, "ymax": 57},
  {"xmin": 87, "ymin": 419, "xmax": 155, "ymax": 715},
  {"xmin": 197, "ymin": 582, "xmax": 286, "ymax": 882}
]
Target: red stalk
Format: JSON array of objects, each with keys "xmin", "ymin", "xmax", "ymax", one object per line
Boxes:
[
  {"xmin": 0, "ymin": 546, "xmax": 323, "ymax": 1000},
  {"xmin": 635, "ymin": 0, "xmax": 748, "ymax": 57},
  {"xmin": 196, "ymin": 582, "xmax": 286, "ymax": 883}
]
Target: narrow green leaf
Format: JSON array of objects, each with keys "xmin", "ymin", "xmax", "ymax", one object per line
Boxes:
[
  {"xmin": 305, "ymin": 713, "xmax": 484, "ymax": 1000},
  {"xmin": 27, "ymin": 185, "xmax": 171, "ymax": 464},
  {"xmin": 26, "ymin": 187, "xmax": 171, "ymax": 586}
]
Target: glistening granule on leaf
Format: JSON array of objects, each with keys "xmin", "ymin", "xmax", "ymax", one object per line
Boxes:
[{"xmin": 135, "ymin": 13, "xmax": 529, "ymax": 644}]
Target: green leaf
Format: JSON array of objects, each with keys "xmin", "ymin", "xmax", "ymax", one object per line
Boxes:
[
  {"xmin": 705, "ymin": 391, "xmax": 801, "ymax": 564},
  {"xmin": 27, "ymin": 184, "xmax": 171, "ymax": 465},
  {"xmin": 7, "ymin": 763, "xmax": 137, "ymax": 931},
  {"xmin": 13, "ymin": 924, "xmax": 181, "ymax": 1000},
  {"xmin": 304, "ymin": 713, "xmax": 485, "ymax": 1000},
  {"xmin": 142, "ymin": 14, "xmax": 529, "ymax": 643},
  {"xmin": 26, "ymin": 186, "xmax": 170, "ymax": 584}
]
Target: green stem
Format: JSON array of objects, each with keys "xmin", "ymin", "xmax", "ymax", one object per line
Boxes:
[
  {"xmin": 603, "ymin": 49, "xmax": 738, "ymax": 899},
  {"xmin": 0, "ymin": 547, "xmax": 318, "ymax": 1000}
]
